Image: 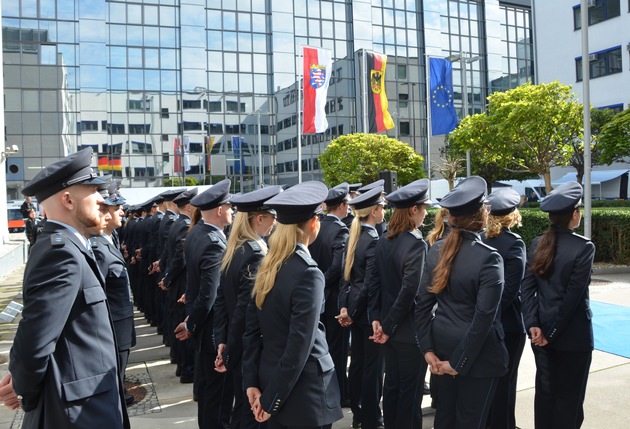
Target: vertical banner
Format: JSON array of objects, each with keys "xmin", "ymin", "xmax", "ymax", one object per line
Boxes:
[
  {"xmin": 204, "ymin": 136, "xmax": 215, "ymax": 171},
  {"xmin": 302, "ymin": 46, "xmax": 333, "ymax": 134},
  {"xmin": 365, "ymin": 51, "xmax": 395, "ymax": 133},
  {"xmin": 182, "ymin": 136, "xmax": 191, "ymax": 172},
  {"xmin": 430, "ymin": 57, "xmax": 458, "ymax": 135},
  {"xmin": 173, "ymin": 138, "xmax": 182, "ymax": 173},
  {"xmin": 97, "ymin": 153, "xmax": 122, "ymax": 171},
  {"xmin": 232, "ymin": 136, "xmax": 246, "ymax": 174}
]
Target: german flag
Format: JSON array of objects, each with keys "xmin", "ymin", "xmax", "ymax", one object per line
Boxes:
[
  {"xmin": 97, "ymin": 153, "xmax": 122, "ymax": 171},
  {"xmin": 366, "ymin": 51, "xmax": 395, "ymax": 133}
]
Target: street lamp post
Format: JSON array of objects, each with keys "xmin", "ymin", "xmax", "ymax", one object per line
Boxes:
[{"xmin": 446, "ymin": 53, "xmax": 481, "ymax": 177}]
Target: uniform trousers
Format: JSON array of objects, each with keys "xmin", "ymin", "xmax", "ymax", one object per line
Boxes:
[
  {"xmin": 433, "ymin": 373, "xmax": 498, "ymax": 429},
  {"xmin": 323, "ymin": 287, "xmax": 348, "ymax": 404},
  {"xmin": 229, "ymin": 355, "xmax": 261, "ymax": 429},
  {"xmin": 195, "ymin": 346, "xmax": 234, "ymax": 429},
  {"xmin": 488, "ymin": 332, "xmax": 526, "ymax": 429},
  {"xmin": 267, "ymin": 423, "xmax": 331, "ymax": 429},
  {"xmin": 532, "ymin": 346, "xmax": 591, "ymax": 429},
  {"xmin": 381, "ymin": 341, "xmax": 424, "ymax": 429},
  {"xmin": 348, "ymin": 323, "xmax": 383, "ymax": 429}
]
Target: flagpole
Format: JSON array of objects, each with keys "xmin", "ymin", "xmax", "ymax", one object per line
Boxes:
[
  {"xmin": 298, "ymin": 46, "xmax": 303, "ymax": 183},
  {"xmin": 425, "ymin": 54, "xmax": 432, "ymax": 199},
  {"xmin": 362, "ymin": 49, "xmax": 368, "ymax": 133}
]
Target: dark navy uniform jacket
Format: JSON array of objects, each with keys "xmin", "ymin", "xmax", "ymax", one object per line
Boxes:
[
  {"xmin": 10, "ymin": 222, "xmax": 129, "ymax": 429},
  {"xmin": 416, "ymin": 230, "xmax": 508, "ymax": 378},
  {"xmin": 184, "ymin": 223, "xmax": 226, "ymax": 350},
  {"xmin": 92, "ymin": 234, "xmax": 136, "ymax": 351},
  {"xmin": 521, "ymin": 228, "xmax": 595, "ymax": 351},
  {"xmin": 214, "ymin": 239, "xmax": 264, "ymax": 368},
  {"xmin": 158, "ymin": 210, "xmax": 177, "ymax": 270},
  {"xmin": 308, "ymin": 215, "xmax": 349, "ymax": 301},
  {"xmin": 481, "ymin": 229, "xmax": 527, "ymax": 334},
  {"xmin": 243, "ymin": 247, "xmax": 344, "ymax": 426},
  {"xmin": 339, "ymin": 225, "xmax": 379, "ymax": 325},
  {"xmin": 162, "ymin": 214, "xmax": 190, "ymax": 291},
  {"xmin": 367, "ymin": 229, "xmax": 427, "ymax": 343}
]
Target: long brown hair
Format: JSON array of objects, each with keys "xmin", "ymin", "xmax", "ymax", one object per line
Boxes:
[
  {"xmin": 430, "ymin": 207, "xmax": 487, "ymax": 294},
  {"xmin": 187, "ymin": 207, "xmax": 201, "ymax": 233},
  {"xmin": 387, "ymin": 206, "xmax": 417, "ymax": 239},
  {"xmin": 530, "ymin": 210, "xmax": 575, "ymax": 278}
]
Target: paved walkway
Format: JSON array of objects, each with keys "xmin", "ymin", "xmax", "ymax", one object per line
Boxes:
[{"xmin": 0, "ymin": 265, "xmax": 628, "ymax": 429}]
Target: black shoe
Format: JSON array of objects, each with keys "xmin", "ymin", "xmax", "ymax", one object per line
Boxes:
[
  {"xmin": 193, "ymin": 395, "xmax": 199, "ymax": 402},
  {"xmin": 352, "ymin": 421, "xmax": 361, "ymax": 429},
  {"xmin": 423, "ymin": 382, "xmax": 430, "ymax": 395},
  {"xmin": 175, "ymin": 367, "xmax": 182, "ymax": 377},
  {"xmin": 125, "ymin": 394, "xmax": 134, "ymax": 406},
  {"xmin": 180, "ymin": 375, "xmax": 194, "ymax": 384}
]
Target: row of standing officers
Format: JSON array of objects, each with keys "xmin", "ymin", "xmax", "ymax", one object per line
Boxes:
[{"xmin": 0, "ymin": 147, "xmax": 595, "ymax": 429}]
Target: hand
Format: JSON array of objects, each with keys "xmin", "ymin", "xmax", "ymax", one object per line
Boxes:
[
  {"xmin": 174, "ymin": 320, "xmax": 191, "ymax": 340},
  {"xmin": 371, "ymin": 325, "xmax": 389, "ymax": 344},
  {"xmin": 177, "ymin": 293, "xmax": 186, "ymax": 304},
  {"xmin": 335, "ymin": 308, "xmax": 353, "ymax": 327},
  {"xmin": 246, "ymin": 387, "xmax": 261, "ymax": 408},
  {"xmin": 0, "ymin": 374, "xmax": 20, "ymax": 410},
  {"xmin": 529, "ymin": 327, "xmax": 548, "ymax": 347},
  {"xmin": 369, "ymin": 320, "xmax": 381, "ymax": 342},
  {"xmin": 439, "ymin": 360, "xmax": 458, "ymax": 376},
  {"xmin": 214, "ymin": 344, "xmax": 227, "ymax": 373},
  {"xmin": 424, "ymin": 351, "xmax": 440, "ymax": 373},
  {"xmin": 158, "ymin": 279, "xmax": 167, "ymax": 291}
]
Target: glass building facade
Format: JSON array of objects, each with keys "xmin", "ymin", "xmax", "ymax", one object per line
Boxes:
[{"xmin": 2, "ymin": 0, "xmax": 533, "ymax": 197}]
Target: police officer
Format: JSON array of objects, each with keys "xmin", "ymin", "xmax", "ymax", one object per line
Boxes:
[
  {"xmin": 358, "ymin": 180, "xmax": 387, "ymax": 236},
  {"xmin": 337, "ymin": 186, "xmax": 386, "ymax": 429},
  {"xmin": 415, "ymin": 176, "xmax": 508, "ymax": 429},
  {"xmin": 161, "ymin": 188, "xmax": 198, "ymax": 382},
  {"xmin": 308, "ymin": 182, "xmax": 350, "ymax": 406},
  {"xmin": 90, "ymin": 180, "xmax": 136, "ymax": 407},
  {"xmin": 214, "ymin": 185, "xmax": 282, "ymax": 429},
  {"xmin": 367, "ymin": 179, "xmax": 431, "ymax": 429},
  {"xmin": 172, "ymin": 180, "xmax": 233, "ymax": 428},
  {"xmin": 521, "ymin": 181, "xmax": 594, "ymax": 429},
  {"xmin": 482, "ymin": 188, "xmax": 527, "ymax": 429},
  {"xmin": 0, "ymin": 149, "xmax": 129, "ymax": 429},
  {"xmin": 342, "ymin": 183, "xmax": 362, "ymax": 228},
  {"xmin": 243, "ymin": 181, "xmax": 344, "ymax": 429}
]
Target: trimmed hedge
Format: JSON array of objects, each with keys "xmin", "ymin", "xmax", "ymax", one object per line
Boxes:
[{"xmin": 422, "ymin": 208, "xmax": 630, "ymax": 264}]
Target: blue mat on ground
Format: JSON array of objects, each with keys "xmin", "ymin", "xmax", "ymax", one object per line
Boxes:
[{"xmin": 591, "ymin": 301, "xmax": 630, "ymax": 359}]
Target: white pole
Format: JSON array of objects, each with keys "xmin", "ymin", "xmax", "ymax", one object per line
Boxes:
[
  {"xmin": 298, "ymin": 47, "xmax": 303, "ymax": 183},
  {"xmin": 362, "ymin": 49, "xmax": 368, "ymax": 133},
  {"xmin": 581, "ymin": 0, "xmax": 592, "ymax": 238},
  {"xmin": 461, "ymin": 51, "xmax": 471, "ymax": 177},
  {"xmin": 425, "ymin": 55, "xmax": 432, "ymax": 198},
  {"xmin": 257, "ymin": 110, "xmax": 263, "ymax": 188}
]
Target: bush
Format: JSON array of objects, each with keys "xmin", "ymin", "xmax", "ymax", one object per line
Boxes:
[
  {"xmin": 163, "ymin": 177, "xmax": 199, "ymax": 186},
  {"xmin": 422, "ymin": 207, "xmax": 630, "ymax": 264},
  {"xmin": 527, "ymin": 200, "xmax": 630, "ymax": 208}
]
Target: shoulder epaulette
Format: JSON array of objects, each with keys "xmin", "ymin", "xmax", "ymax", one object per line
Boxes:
[
  {"xmin": 504, "ymin": 230, "xmax": 522, "ymax": 240},
  {"xmin": 184, "ymin": 218, "xmax": 191, "ymax": 225},
  {"xmin": 157, "ymin": 213, "xmax": 164, "ymax": 219},
  {"xmin": 295, "ymin": 249, "xmax": 318, "ymax": 267},
  {"xmin": 89, "ymin": 237, "xmax": 99, "ymax": 248},
  {"xmin": 246, "ymin": 240, "xmax": 263, "ymax": 253},
  {"xmin": 168, "ymin": 214, "xmax": 177, "ymax": 221},
  {"xmin": 334, "ymin": 219, "xmax": 347, "ymax": 229},
  {"xmin": 367, "ymin": 229, "xmax": 379, "ymax": 239},
  {"xmin": 208, "ymin": 231, "xmax": 227, "ymax": 248},
  {"xmin": 408, "ymin": 229, "xmax": 423, "ymax": 240},
  {"xmin": 50, "ymin": 233, "xmax": 65, "ymax": 248}
]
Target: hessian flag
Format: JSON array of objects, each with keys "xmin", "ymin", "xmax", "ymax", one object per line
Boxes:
[{"xmin": 303, "ymin": 46, "xmax": 333, "ymax": 134}]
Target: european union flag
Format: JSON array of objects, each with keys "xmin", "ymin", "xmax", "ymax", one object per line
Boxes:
[{"xmin": 430, "ymin": 57, "xmax": 458, "ymax": 135}]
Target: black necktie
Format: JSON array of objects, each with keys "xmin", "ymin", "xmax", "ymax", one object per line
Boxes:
[{"xmin": 112, "ymin": 231, "xmax": 120, "ymax": 250}]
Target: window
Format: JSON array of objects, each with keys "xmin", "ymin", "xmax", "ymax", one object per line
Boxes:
[
  {"xmin": 178, "ymin": 122, "xmax": 202, "ymax": 133},
  {"xmin": 397, "ymin": 64, "xmax": 407, "ymax": 79},
  {"xmin": 161, "ymin": 108, "xmax": 170, "ymax": 118},
  {"xmin": 399, "ymin": 121, "xmax": 410, "ymax": 136},
  {"xmin": 573, "ymin": 0, "xmax": 620, "ymax": 29},
  {"xmin": 189, "ymin": 142, "xmax": 203, "ymax": 153},
  {"xmin": 162, "ymin": 134, "xmax": 169, "ymax": 141},
  {"xmin": 106, "ymin": 123, "xmax": 125, "ymax": 134},
  {"xmin": 179, "ymin": 99, "xmax": 202, "ymax": 109},
  {"xmin": 207, "ymin": 101, "xmax": 222, "ymax": 112},
  {"xmin": 131, "ymin": 141, "xmax": 153, "ymax": 154},
  {"xmin": 208, "ymin": 123, "xmax": 223, "ymax": 134},
  {"xmin": 129, "ymin": 124, "xmax": 151, "ymax": 134},
  {"xmin": 133, "ymin": 167, "xmax": 155, "ymax": 179},
  {"xmin": 102, "ymin": 143, "xmax": 123, "ymax": 155},
  {"xmin": 225, "ymin": 124, "xmax": 240, "ymax": 134},
  {"xmin": 226, "ymin": 100, "xmax": 246, "ymax": 112},
  {"xmin": 399, "ymin": 93, "xmax": 409, "ymax": 109},
  {"xmin": 128, "ymin": 99, "xmax": 151, "ymax": 111},
  {"xmin": 576, "ymin": 46, "xmax": 622, "ymax": 81},
  {"xmin": 78, "ymin": 121, "xmax": 98, "ymax": 132}
]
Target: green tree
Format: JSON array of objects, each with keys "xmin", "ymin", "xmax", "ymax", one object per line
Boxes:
[
  {"xmin": 449, "ymin": 81, "xmax": 583, "ymax": 193},
  {"xmin": 598, "ymin": 108, "xmax": 630, "ymax": 165},
  {"xmin": 569, "ymin": 107, "xmax": 616, "ymax": 184},
  {"xmin": 319, "ymin": 133, "xmax": 425, "ymax": 186}
]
